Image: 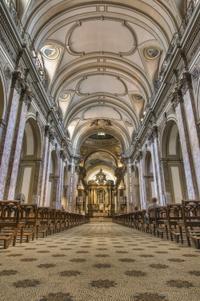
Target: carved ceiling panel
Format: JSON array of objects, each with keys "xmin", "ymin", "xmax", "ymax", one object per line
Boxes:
[
  {"xmin": 23, "ymin": 0, "xmax": 182, "ymax": 156},
  {"xmin": 67, "ymin": 19, "xmax": 137, "ymax": 56},
  {"xmin": 77, "ymin": 75, "xmax": 127, "ymax": 96}
]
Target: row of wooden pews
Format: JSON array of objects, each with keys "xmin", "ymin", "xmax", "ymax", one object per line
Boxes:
[
  {"xmin": 113, "ymin": 200, "xmax": 200, "ymax": 249},
  {"xmin": 0, "ymin": 201, "xmax": 89, "ymax": 249}
]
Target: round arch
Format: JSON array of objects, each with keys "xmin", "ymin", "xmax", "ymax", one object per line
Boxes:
[
  {"xmin": 84, "ymin": 150, "xmax": 119, "ymax": 167},
  {"xmin": 16, "ymin": 118, "xmax": 42, "ymax": 203},
  {"xmin": 161, "ymin": 120, "xmax": 187, "ymax": 203}
]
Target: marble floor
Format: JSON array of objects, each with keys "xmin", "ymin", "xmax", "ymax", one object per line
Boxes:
[{"xmin": 0, "ymin": 222, "xmax": 200, "ymax": 301}]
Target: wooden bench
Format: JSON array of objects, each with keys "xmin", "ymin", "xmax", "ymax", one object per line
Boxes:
[
  {"xmin": 154, "ymin": 206, "xmax": 168, "ymax": 239},
  {"xmin": 181, "ymin": 200, "xmax": 200, "ymax": 248},
  {"xmin": 165, "ymin": 204, "xmax": 183, "ymax": 243},
  {"xmin": 36, "ymin": 207, "xmax": 49, "ymax": 238},
  {"xmin": 18, "ymin": 204, "xmax": 38, "ymax": 243},
  {"xmin": 0, "ymin": 201, "xmax": 20, "ymax": 248}
]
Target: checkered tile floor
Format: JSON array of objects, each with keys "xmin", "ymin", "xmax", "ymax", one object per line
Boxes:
[{"xmin": 0, "ymin": 222, "xmax": 200, "ymax": 301}]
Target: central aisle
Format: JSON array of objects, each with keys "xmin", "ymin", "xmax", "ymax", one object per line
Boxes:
[{"xmin": 0, "ymin": 222, "xmax": 200, "ymax": 301}]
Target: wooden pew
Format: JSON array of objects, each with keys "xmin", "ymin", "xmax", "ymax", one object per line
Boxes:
[
  {"xmin": 181, "ymin": 200, "xmax": 200, "ymax": 248},
  {"xmin": 166, "ymin": 204, "xmax": 183, "ymax": 243},
  {"xmin": 148, "ymin": 207, "xmax": 157, "ymax": 235},
  {"xmin": 155, "ymin": 206, "xmax": 168, "ymax": 239},
  {"xmin": 18, "ymin": 204, "xmax": 37, "ymax": 243},
  {"xmin": 36, "ymin": 207, "xmax": 49, "ymax": 238},
  {"xmin": 0, "ymin": 201, "xmax": 20, "ymax": 248}
]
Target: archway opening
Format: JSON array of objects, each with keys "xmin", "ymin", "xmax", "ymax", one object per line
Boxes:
[
  {"xmin": 77, "ymin": 131, "xmax": 124, "ymax": 216},
  {"xmin": 16, "ymin": 118, "xmax": 42, "ymax": 203},
  {"xmin": 162, "ymin": 121, "xmax": 187, "ymax": 203}
]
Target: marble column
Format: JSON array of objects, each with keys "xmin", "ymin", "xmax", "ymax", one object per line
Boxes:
[
  {"xmin": 67, "ymin": 157, "xmax": 78, "ymax": 212},
  {"xmin": 56, "ymin": 155, "xmax": 64, "ymax": 209},
  {"xmin": 5, "ymin": 89, "xmax": 31, "ymax": 199},
  {"xmin": 173, "ymin": 89, "xmax": 199, "ymax": 200},
  {"xmin": 40, "ymin": 127, "xmax": 51, "ymax": 206},
  {"xmin": 0, "ymin": 119, "xmax": 6, "ymax": 145},
  {"xmin": 43, "ymin": 135, "xmax": 54, "ymax": 207},
  {"xmin": 181, "ymin": 72, "xmax": 200, "ymax": 195},
  {"xmin": 150, "ymin": 128, "xmax": 166, "ymax": 205},
  {"xmin": 0, "ymin": 72, "xmax": 24, "ymax": 198},
  {"xmin": 126, "ymin": 158, "xmax": 134, "ymax": 212},
  {"xmin": 138, "ymin": 153, "xmax": 147, "ymax": 209}
]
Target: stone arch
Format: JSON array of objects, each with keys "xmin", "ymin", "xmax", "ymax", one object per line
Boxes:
[
  {"xmin": 162, "ymin": 120, "xmax": 187, "ymax": 203},
  {"xmin": 16, "ymin": 118, "xmax": 42, "ymax": 203}
]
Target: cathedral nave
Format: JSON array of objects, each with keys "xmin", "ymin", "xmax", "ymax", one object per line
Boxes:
[{"xmin": 0, "ymin": 0, "xmax": 200, "ymax": 300}]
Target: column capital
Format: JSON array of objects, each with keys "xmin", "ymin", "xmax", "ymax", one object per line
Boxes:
[
  {"xmin": 11, "ymin": 70, "xmax": 23, "ymax": 93},
  {"xmin": 136, "ymin": 150, "xmax": 143, "ymax": 161},
  {"xmin": 179, "ymin": 71, "xmax": 192, "ymax": 96},
  {"xmin": 21, "ymin": 86, "xmax": 32, "ymax": 110},
  {"xmin": 171, "ymin": 87, "xmax": 183, "ymax": 109}
]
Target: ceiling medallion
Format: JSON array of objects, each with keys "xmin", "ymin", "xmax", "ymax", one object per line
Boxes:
[
  {"xmin": 59, "ymin": 92, "xmax": 71, "ymax": 102},
  {"xmin": 41, "ymin": 45, "xmax": 60, "ymax": 60},
  {"xmin": 133, "ymin": 94, "xmax": 143, "ymax": 101},
  {"xmin": 144, "ymin": 47, "xmax": 160, "ymax": 60}
]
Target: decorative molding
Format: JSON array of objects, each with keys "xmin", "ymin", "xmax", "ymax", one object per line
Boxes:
[{"xmin": 66, "ymin": 17, "xmax": 137, "ymax": 57}]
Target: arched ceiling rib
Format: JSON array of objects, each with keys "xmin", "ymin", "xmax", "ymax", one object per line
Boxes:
[{"xmin": 23, "ymin": 0, "xmax": 182, "ymax": 154}]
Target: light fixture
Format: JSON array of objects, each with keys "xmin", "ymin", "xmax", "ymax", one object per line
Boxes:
[{"xmin": 98, "ymin": 132, "xmax": 106, "ymax": 136}]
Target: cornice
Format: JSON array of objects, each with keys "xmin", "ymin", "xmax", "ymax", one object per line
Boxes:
[
  {"xmin": 0, "ymin": 0, "xmax": 66, "ymax": 145},
  {"xmin": 131, "ymin": 2, "xmax": 200, "ymax": 159}
]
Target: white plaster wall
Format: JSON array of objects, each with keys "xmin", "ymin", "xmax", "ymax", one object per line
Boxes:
[
  {"xmin": 170, "ymin": 166, "xmax": 183, "ymax": 203},
  {"xmin": 21, "ymin": 166, "xmax": 32, "ymax": 202}
]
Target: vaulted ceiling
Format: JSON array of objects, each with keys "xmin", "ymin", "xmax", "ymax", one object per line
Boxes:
[{"xmin": 22, "ymin": 0, "xmax": 183, "ymax": 155}]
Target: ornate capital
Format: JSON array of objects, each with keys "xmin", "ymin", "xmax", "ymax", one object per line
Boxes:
[
  {"xmin": 11, "ymin": 70, "xmax": 23, "ymax": 93},
  {"xmin": 45, "ymin": 124, "xmax": 50, "ymax": 136},
  {"xmin": 191, "ymin": 66, "xmax": 200, "ymax": 82},
  {"xmin": 180, "ymin": 71, "xmax": 192, "ymax": 96},
  {"xmin": 22, "ymin": 86, "xmax": 32, "ymax": 110},
  {"xmin": 136, "ymin": 150, "xmax": 143, "ymax": 161},
  {"xmin": 60, "ymin": 148, "xmax": 66, "ymax": 160},
  {"xmin": 171, "ymin": 87, "xmax": 183, "ymax": 110}
]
